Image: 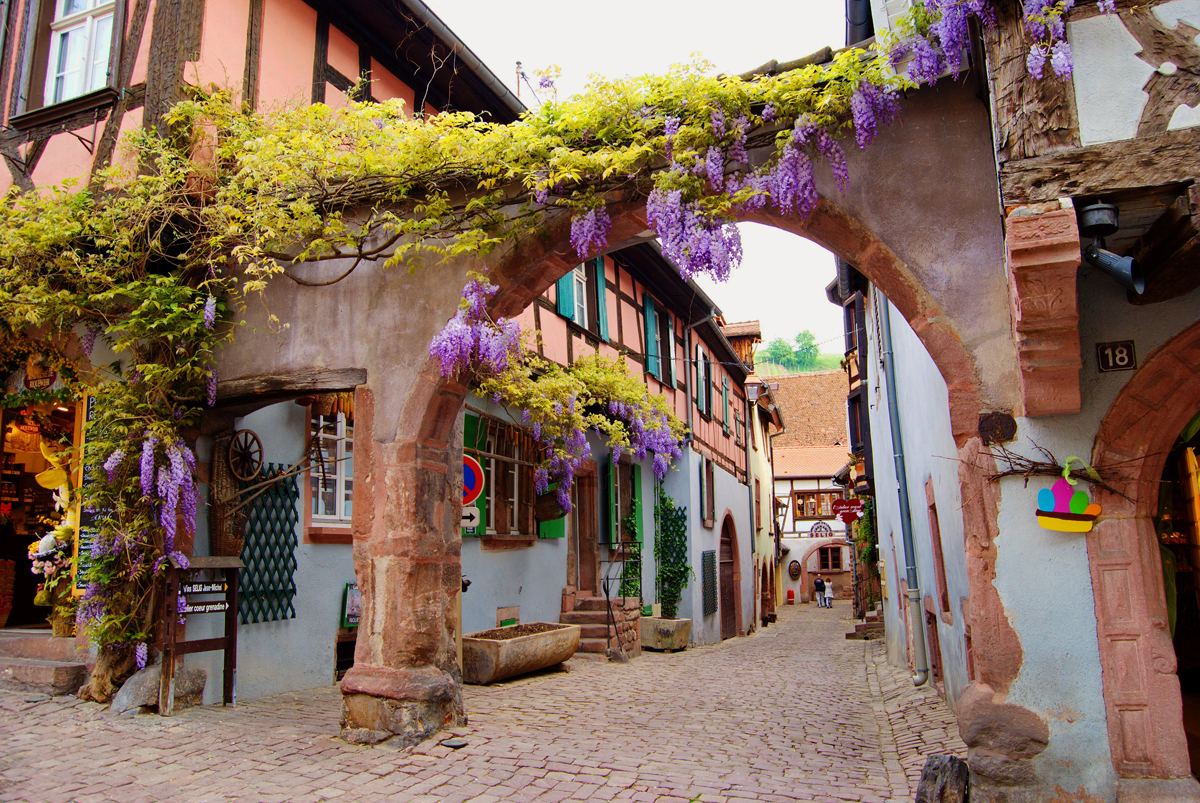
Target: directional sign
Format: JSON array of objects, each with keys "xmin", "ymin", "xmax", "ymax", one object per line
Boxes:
[
  {"xmin": 461, "ymin": 506, "xmax": 481, "ymax": 529},
  {"xmin": 183, "ymin": 600, "xmax": 230, "ymax": 615},
  {"xmin": 182, "ymin": 581, "xmax": 227, "ymax": 594},
  {"xmin": 463, "ymin": 455, "xmax": 485, "ymax": 506}
]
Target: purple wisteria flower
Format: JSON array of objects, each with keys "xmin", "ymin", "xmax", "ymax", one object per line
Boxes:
[
  {"xmin": 729, "ymin": 116, "xmax": 749, "ymax": 163},
  {"xmin": 1026, "ymin": 43, "xmax": 1048, "ymax": 80},
  {"xmin": 135, "ymin": 643, "xmax": 148, "ymax": 671},
  {"xmin": 569, "ymin": 207, "xmax": 611, "ymax": 259},
  {"xmin": 103, "ymin": 448, "xmax": 125, "ymax": 484},
  {"xmin": 761, "ymin": 104, "xmax": 776, "ymax": 122},
  {"xmin": 206, "ymin": 368, "xmax": 217, "ymax": 407},
  {"xmin": 710, "ymin": 108, "xmax": 726, "ymax": 135},
  {"xmin": 140, "ymin": 435, "xmax": 159, "ymax": 497},
  {"xmin": 1097, "ymin": 0, "xmax": 1115, "ymax": 12},
  {"xmin": 203, "ymin": 295, "xmax": 217, "ymax": 329},
  {"xmin": 663, "ymin": 116, "xmax": 680, "ymax": 159},
  {"xmin": 81, "ymin": 324, "xmax": 102, "ymax": 356},
  {"xmin": 1049, "ymin": 40, "xmax": 1073, "ymax": 78},
  {"xmin": 704, "ymin": 147, "xmax": 724, "ymax": 190},
  {"xmin": 429, "ymin": 279, "xmax": 522, "ymax": 377}
]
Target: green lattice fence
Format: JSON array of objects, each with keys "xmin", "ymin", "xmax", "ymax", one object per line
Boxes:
[{"xmin": 239, "ymin": 464, "xmax": 300, "ymax": 624}]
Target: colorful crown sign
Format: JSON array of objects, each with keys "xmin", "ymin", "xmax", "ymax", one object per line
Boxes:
[{"xmin": 1036, "ymin": 457, "xmax": 1101, "ymax": 533}]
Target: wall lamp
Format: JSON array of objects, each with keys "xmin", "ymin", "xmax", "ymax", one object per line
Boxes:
[{"xmin": 1079, "ymin": 202, "xmax": 1145, "ymax": 295}]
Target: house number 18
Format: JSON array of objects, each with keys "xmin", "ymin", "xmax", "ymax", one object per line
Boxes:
[{"xmin": 1096, "ymin": 340, "xmax": 1137, "ymax": 373}]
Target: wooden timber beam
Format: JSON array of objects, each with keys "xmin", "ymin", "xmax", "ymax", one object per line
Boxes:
[
  {"xmin": 999, "ymin": 128, "xmax": 1200, "ymax": 204},
  {"xmin": 1128, "ymin": 187, "xmax": 1200, "ymax": 305}
]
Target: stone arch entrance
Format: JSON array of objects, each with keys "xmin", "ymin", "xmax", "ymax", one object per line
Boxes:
[
  {"xmin": 217, "ymin": 78, "xmax": 1022, "ymax": 746},
  {"xmin": 1089, "ymin": 319, "xmax": 1200, "ymax": 779}
]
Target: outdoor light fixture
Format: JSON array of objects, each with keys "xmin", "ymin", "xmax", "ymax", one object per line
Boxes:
[{"xmin": 1079, "ymin": 202, "xmax": 1145, "ymax": 295}]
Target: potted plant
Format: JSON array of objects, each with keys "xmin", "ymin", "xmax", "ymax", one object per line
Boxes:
[{"xmin": 640, "ymin": 486, "xmax": 692, "ymax": 651}]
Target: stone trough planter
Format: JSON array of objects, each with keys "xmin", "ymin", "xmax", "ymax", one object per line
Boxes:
[
  {"xmin": 462, "ymin": 622, "xmax": 581, "ymax": 684},
  {"xmin": 639, "ymin": 617, "xmax": 692, "ymax": 652}
]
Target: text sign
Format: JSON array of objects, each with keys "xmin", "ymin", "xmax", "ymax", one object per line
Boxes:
[
  {"xmin": 832, "ymin": 498, "xmax": 864, "ymax": 523},
  {"xmin": 1097, "ymin": 341, "xmax": 1137, "ymax": 373},
  {"xmin": 461, "ymin": 506, "xmax": 481, "ymax": 529},
  {"xmin": 182, "ymin": 581, "xmax": 227, "ymax": 594},
  {"xmin": 184, "ymin": 600, "xmax": 230, "ymax": 615}
]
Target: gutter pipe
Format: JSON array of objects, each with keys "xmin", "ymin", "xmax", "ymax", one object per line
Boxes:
[{"xmin": 878, "ymin": 291, "xmax": 930, "ymax": 687}]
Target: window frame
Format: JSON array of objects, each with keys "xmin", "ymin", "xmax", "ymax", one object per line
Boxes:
[
  {"xmin": 572, "ymin": 263, "xmax": 589, "ymax": 331},
  {"xmin": 793, "ymin": 489, "xmax": 840, "ymax": 521},
  {"xmin": 10, "ymin": 0, "xmax": 124, "ymax": 129},
  {"xmin": 303, "ymin": 399, "xmax": 362, "ymax": 546},
  {"xmin": 818, "ymin": 545, "xmax": 843, "ymax": 572}
]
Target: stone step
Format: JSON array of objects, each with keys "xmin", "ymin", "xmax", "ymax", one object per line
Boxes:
[
  {"xmin": 0, "ymin": 631, "xmax": 80, "ymax": 662},
  {"xmin": 865, "ymin": 610, "xmax": 880, "ymax": 623},
  {"xmin": 0, "ymin": 656, "xmax": 87, "ymax": 696},
  {"xmin": 574, "ymin": 597, "xmax": 610, "ymax": 612},
  {"xmin": 561, "ymin": 610, "xmax": 609, "ymax": 625},
  {"xmin": 577, "ymin": 637, "xmax": 609, "ymax": 653},
  {"xmin": 846, "ymin": 622, "xmax": 885, "ymax": 641},
  {"xmin": 578, "ymin": 624, "xmax": 609, "ymax": 639}
]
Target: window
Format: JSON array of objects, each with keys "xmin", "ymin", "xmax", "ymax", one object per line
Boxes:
[
  {"xmin": 734, "ymin": 409, "xmax": 744, "ymax": 447},
  {"xmin": 311, "ymin": 410, "xmax": 354, "ymax": 525},
  {"xmin": 487, "ymin": 434, "xmax": 520, "ymax": 535},
  {"xmin": 818, "ymin": 545, "xmax": 842, "ymax": 572},
  {"xmin": 47, "ymin": 1, "xmax": 114, "ymax": 105},
  {"xmin": 464, "ymin": 414, "xmax": 539, "ymax": 540},
  {"xmin": 658, "ymin": 307, "xmax": 673, "ymax": 385},
  {"xmin": 572, "ymin": 263, "xmax": 589, "ymax": 330},
  {"xmin": 793, "ymin": 490, "xmax": 839, "ymax": 520},
  {"xmin": 927, "ymin": 479, "xmax": 951, "ymax": 620},
  {"xmin": 554, "ymin": 259, "xmax": 609, "ymax": 342},
  {"xmin": 755, "ymin": 479, "xmax": 762, "ymax": 531}
]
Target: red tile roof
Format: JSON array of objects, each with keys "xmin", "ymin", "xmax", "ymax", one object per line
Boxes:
[
  {"xmin": 720, "ymin": 320, "xmax": 762, "ymax": 338},
  {"xmin": 770, "ymin": 370, "xmax": 849, "ymax": 448},
  {"xmin": 774, "ymin": 446, "xmax": 852, "ymax": 479}
]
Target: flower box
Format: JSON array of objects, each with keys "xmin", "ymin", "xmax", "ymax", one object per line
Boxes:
[
  {"xmin": 462, "ymin": 622, "xmax": 581, "ymax": 685},
  {"xmin": 639, "ymin": 616, "xmax": 691, "ymax": 651}
]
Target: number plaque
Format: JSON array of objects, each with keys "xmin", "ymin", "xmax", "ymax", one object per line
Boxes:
[{"xmin": 1096, "ymin": 341, "xmax": 1137, "ymax": 373}]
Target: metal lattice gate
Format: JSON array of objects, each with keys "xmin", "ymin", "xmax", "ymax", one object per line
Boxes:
[
  {"xmin": 238, "ymin": 464, "xmax": 300, "ymax": 624},
  {"xmin": 702, "ymin": 550, "xmax": 717, "ymax": 617}
]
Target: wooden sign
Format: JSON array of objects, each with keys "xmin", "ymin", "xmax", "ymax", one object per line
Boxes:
[
  {"xmin": 535, "ymin": 489, "xmax": 565, "ymax": 522},
  {"xmin": 182, "ymin": 581, "xmax": 227, "ymax": 594},
  {"xmin": 183, "ymin": 600, "xmax": 230, "ymax": 614},
  {"xmin": 1096, "ymin": 341, "xmax": 1136, "ymax": 373}
]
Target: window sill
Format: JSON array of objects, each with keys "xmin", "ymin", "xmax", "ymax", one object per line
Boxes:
[
  {"xmin": 305, "ymin": 525, "xmax": 352, "ymax": 545},
  {"xmin": 9, "ymin": 87, "xmax": 118, "ymax": 130},
  {"xmin": 702, "ymin": 517, "xmax": 715, "ymax": 529},
  {"xmin": 481, "ymin": 533, "xmax": 536, "ymax": 550}
]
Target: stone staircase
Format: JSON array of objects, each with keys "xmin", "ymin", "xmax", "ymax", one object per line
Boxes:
[
  {"xmin": 845, "ymin": 606, "xmax": 885, "ymax": 641},
  {"xmin": 0, "ymin": 629, "xmax": 88, "ymax": 696},
  {"xmin": 560, "ymin": 594, "xmax": 641, "ymax": 660}
]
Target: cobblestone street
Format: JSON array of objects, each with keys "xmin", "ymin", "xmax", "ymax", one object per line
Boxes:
[{"xmin": 0, "ymin": 603, "xmax": 964, "ymax": 803}]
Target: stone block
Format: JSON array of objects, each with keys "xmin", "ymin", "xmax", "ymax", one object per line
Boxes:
[
  {"xmin": 110, "ymin": 665, "xmax": 207, "ymax": 714},
  {"xmin": 957, "ymin": 683, "xmax": 1049, "ymax": 760},
  {"xmin": 915, "ymin": 754, "xmax": 970, "ymax": 803},
  {"xmin": 967, "ymin": 748, "xmax": 1035, "ymax": 786}
]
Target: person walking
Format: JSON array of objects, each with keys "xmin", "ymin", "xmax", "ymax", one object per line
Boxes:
[
  {"xmin": 824, "ymin": 577, "xmax": 835, "ymax": 609},
  {"xmin": 813, "ymin": 575, "xmax": 826, "ymax": 607}
]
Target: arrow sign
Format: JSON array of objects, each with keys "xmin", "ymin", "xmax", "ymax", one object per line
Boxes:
[{"xmin": 461, "ymin": 506, "xmax": 481, "ymax": 529}]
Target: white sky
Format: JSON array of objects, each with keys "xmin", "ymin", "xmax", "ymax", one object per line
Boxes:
[{"xmin": 429, "ymin": 0, "xmax": 850, "ymax": 351}]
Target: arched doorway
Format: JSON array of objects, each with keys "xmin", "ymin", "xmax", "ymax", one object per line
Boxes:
[
  {"xmin": 720, "ymin": 515, "xmax": 738, "ymax": 640},
  {"xmin": 1090, "ymin": 319, "xmax": 1200, "ymax": 779}
]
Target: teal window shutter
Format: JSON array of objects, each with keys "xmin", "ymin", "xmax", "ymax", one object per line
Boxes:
[
  {"xmin": 631, "ymin": 464, "xmax": 643, "ymax": 544},
  {"xmin": 556, "ymin": 273, "xmax": 575, "ymax": 319},
  {"xmin": 643, "ymin": 294, "xmax": 658, "ymax": 377},
  {"xmin": 594, "ymin": 257, "xmax": 610, "ymax": 342},
  {"xmin": 722, "ymin": 377, "xmax": 730, "ymax": 432},
  {"xmin": 661, "ymin": 311, "xmax": 672, "ymax": 384}
]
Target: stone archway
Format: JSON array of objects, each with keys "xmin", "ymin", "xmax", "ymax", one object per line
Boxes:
[
  {"xmin": 215, "ymin": 77, "xmax": 1025, "ymax": 747},
  {"xmin": 1089, "ymin": 319, "xmax": 1200, "ymax": 779}
]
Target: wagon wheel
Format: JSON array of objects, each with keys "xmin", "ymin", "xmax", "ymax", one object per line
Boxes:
[{"xmin": 227, "ymin": 429, "xmax": 264, "ymax": 482}]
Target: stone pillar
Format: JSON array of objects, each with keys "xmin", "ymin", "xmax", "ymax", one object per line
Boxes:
[
  {"xmin": 339, "ymin": 386, "xmax": 467, "ymax": 746},
  {"xmin": 1005, "ymin": 203, "xmax": 1082, "ymax": 417}
]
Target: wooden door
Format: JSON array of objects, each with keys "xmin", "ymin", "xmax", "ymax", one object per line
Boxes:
[
  {"xmin": 720, "ymin": 519, "xmax": 736, "ymax": 640},
  {"xmin": 576, "ymin": 474, "xmax": 599, "ymax": 594}
]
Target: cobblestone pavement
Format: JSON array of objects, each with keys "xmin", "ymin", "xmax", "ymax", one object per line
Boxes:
[{"xmin": 0, "ymin": 602, "xmax": 965, "ymax": 803}]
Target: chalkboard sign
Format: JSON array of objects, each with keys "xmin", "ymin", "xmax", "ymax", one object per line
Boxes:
[{"xmin": 72, "ymin": 395, "xmax": 111, "ymax": 595}]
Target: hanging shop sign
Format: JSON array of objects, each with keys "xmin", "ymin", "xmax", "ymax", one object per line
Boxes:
[
  {"xmin": 788, "ymin": 560, "xmax": 802, "ymax": 580},
  {"xmin": 832, "ymin": 498, "xmax": 864, "ymax": 524},
  {"xmin": 342, "ymin": 583, "xmax": 361, "ymax": 628},
  {"xmin": 463, "ymin": 454, "xmax": 485, "ymax": 506},
  {"xmin": 1036, "ymin": 459, "xmax": 1101, "ymax": 532}
]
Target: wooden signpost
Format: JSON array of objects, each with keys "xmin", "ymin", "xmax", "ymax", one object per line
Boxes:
[{"xmin": 159, "ymin": 555, "xmax": 243, "ymax": 716}]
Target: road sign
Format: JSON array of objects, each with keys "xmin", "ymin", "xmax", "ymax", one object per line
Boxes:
[
  {"xmin": 463, "ymin": 455, "xmax": 485, "ymax": 505},
  {"xmin": 461, "ymin": 506, "xmax": 481, "ymax": 529},
  {"xmin": 183, "ymin": 600, "xmax": 230, "ymax": 615}
]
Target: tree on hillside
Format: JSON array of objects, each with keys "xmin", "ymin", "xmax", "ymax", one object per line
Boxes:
[
  {"xmin": 758, "ymin": 330, "xmax": 821, "ymax": 373},
  {"xmin": 761, "ymin": 338, "xmax": 798, "ymax": 370},
  {"xmin": 793, "ymin": 331, "xmax": 818, "ymax": 370}
]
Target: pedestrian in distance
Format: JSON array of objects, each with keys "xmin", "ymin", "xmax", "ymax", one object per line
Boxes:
[
  {"xmin": 824, "ymin": 577, "xmax": 835, "ymax": 609},
  {"xmin": 813, "ymin": 574, "xmax": 826, "ymax": 607}
]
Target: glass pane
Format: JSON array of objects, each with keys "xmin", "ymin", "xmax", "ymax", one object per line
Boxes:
[
  {"xmin": 87, "ymin": 14, "xmax": 112, "ymax": 92},
  {"xmin": 61, "ymin": 0, "xmax": 89, "ymax": 18},
  {"xmin": 52, "ymin": 27, "xmax": 86, "ymax": 104}
]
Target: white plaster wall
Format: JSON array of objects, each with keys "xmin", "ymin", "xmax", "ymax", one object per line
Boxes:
[
  {"xmin": 863, "ymin": 291, "xmax": 971, "ymax": 708},
  {"xmin": 993, "ymin": 270, "xmax": 1200, "ymax": 798},
  {"xmin": 461, "ymin": 537, "xmax": 566, "ymax": 633},
  {"xmin": 191, "ymin": 401, "xmax": 355, "ymax": 705},
  {"xmin": 774, "ymin": 475, "xmax": 848, "ymax": 538},
  {"xmin": 1070, "ymin": 0, "xmax": 1200, "ymax": 145}
]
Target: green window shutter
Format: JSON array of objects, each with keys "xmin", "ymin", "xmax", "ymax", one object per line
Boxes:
[
  {"xmin": 698, "ymin": 458, "xmax": 705, "ymax": 516},
  {"xmin": 661, "ymin": 311, "xmax": 672, "ymax": 385},
  {"xmin": 643, "ymin": 294, "xmax": 658, "ymax": 377},
  {"xmin": 631, "ymin": 463, "xmax": 643, "ymax": 544},
  {"xmin": 594, "ymin": 257, "xmax": 610, "ymax": 342},
  {"xmin": 722, "ymin": 377, "xmax": 730, "ymax": 432},
  {"xmin": 463, "ymin": 414, "xmax": 486, "ymax": 537},
  {"xmin": 556, "ymin": 273, "xmax": 575, "ymax": 320},
  {"xmin": 705, "ymin": 359, "xmax": 713, "ymax": 414},
  {"xmin": 538, "ymin": 517, "xmax": 566, "ymax": 538},
  {"xmin": 695, "ymin": 345, "xmax": 704, "ymax": 412}
]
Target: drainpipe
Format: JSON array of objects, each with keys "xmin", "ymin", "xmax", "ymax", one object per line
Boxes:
[
  {"xmin": 745, "ymin": 394, "xmax": 755, "ymax": 557},
  {"xmin": 878, "ymin": 291, "xmax": 930, "ymax": 687}
]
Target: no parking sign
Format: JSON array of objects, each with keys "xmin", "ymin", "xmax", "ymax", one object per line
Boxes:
[{"xmin": 463, "ymin": 455, "xmax": 485, "ymax": 506}]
